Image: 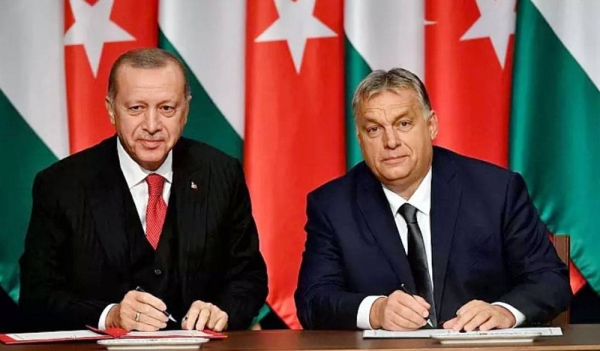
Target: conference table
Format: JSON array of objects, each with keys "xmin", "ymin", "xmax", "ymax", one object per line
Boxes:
[{"xmin": 3, "ymin": 324, "xmax": 600, "ymax": 350}]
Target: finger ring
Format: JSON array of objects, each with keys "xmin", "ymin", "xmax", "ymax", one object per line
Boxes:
[{"xmin": 135, "ymin": 311, "xmax": 141, "ymax": 322}]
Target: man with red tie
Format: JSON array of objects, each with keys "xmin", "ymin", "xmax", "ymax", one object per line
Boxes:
[{"xmin": 19, "ymin": 48, "xmax": 267, "ymax": 332}]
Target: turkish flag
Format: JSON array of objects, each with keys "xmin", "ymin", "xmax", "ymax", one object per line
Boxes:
[
  {"xmin": 64, "ymin": 0, "xmax": 158, "ymax": 153},
  {"xmin": 425, "ymin": 0, "xmax": 514, "ymax": 167},
  {"xmin": 244, "ymin": 0, "xmax": 345, "ymax": 329}
]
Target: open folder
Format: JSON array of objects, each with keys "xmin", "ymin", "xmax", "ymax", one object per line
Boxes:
[{"xmin": 0, "ymin": 326, "xmax": 226, "ymax": 345}]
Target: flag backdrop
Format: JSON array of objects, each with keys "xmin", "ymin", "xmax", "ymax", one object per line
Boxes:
[{"xmin": 0, "ymin": 0, "xmax": 595, "ymax": 328}]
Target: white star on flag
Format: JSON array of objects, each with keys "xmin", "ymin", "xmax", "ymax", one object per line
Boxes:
[
  {"xmin": 64, "ymin": 0, "xmax": 136, "ymax": 77},
  {"xmin": 460, "ymin": 0, "xmax": 516, "ymax": 69},
  {"xmin": 255, "ymin": 0, "xmax": 337, "ymax": 73}
]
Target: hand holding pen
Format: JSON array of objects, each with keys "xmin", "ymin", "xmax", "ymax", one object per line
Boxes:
[
  {"xmin": 135, "ymin": 286, "xmax": 177, "ymax": 323},
  {"xmin": 105, "ymin": 286, "xmax": 176, "ymax": 331},
  {"xmin": 369, "ymin": 285, "xmax": 434, "ymax": 330},
  {"xmin": 400, "ymin": 283, "xmax": 434, "ymax": 328}
]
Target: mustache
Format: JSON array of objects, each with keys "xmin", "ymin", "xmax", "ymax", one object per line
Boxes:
[{"xmin": 136, "ymin": 133, "xmax": 165, "ymax": 141}]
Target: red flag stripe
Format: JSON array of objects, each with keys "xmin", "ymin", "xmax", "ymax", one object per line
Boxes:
[
  {"xmin": 244, "ymin": 0, "xmax": 345, "ymax": 329},
  {"xmin": 65, "ymin": 0, "xmax": 158, "ymax": 153},
  {"xmin": 425, "ymin": 0, "xmax": 513, "ymax": 167}
]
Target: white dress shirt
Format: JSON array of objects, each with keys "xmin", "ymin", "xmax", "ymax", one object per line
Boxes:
[
  {"xmin": 98, "ymin": 138, "xmax": 174, "ymax": 329},
  {"xmin": 356, "ymin": 167, "xmax": 525, "ymax": 329}
]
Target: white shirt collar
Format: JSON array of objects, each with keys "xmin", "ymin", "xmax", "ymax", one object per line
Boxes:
[
  {"xmin": 117, "ymin": 138, "xmax": 173, "ymax": 189},
  {"xmin": 382, "ymin": 167, "xmax": 432, "ymax": 216}
]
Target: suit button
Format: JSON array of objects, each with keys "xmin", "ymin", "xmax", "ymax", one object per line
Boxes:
[{"xmin": 154, "ymin": 268, "xmax": 162, "ymax": 275}]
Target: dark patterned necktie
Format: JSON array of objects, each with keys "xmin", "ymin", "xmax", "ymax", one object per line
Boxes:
[{"xmin": 398, "ymin": 203, "xmax": 437, "ymax": 327}]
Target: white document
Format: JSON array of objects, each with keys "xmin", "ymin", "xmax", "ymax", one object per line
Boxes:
[
  {"xmin": 6, "ymin": 330, "xmax": 102, "ymax": 341},
  {"xmin": 98, "ymin": 337, "xmax": 208, "ymax": 350},
  {"xmin": 125, "ymin": 330, "xmax": 214, "ymax": 338},
  {"xmin": 363, "ymin": 327, "xmax": 563, "ymax": 339}
]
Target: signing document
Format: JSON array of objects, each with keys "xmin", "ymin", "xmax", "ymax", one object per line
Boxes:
[{"xmin": 364, "ymin": 327, "xmax": 563, "ymax": 342}]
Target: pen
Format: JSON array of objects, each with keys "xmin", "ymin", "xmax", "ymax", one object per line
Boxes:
[
  {"xmin": 135, "ymin": 286, "xmax": 177, "ymax": 323},
  {"xmin": 400, "ymin": 283, "xmax": 434, "ymax": 328}
]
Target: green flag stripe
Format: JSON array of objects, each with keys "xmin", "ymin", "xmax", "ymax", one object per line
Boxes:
[
  {"xmin": 510, "ymin": 0, "xmax": 600, "ymax": 292},
  {"xmin": 0, "ymin": 89, "xmax": 58, "ymax": 301},
  {"xmin": 159, "ymin": 30, "xmax": 243, "ymax": 160},
  {"xmin": 344, "ymin": 35, "xmax": 370, "ymax": 169}
]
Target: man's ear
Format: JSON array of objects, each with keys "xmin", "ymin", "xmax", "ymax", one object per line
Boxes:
[
  {"xmin": 182, "ymin": 96, "xmax": 192, "ymax": 125},
  {"xmin": 105, "ymin": 97, "xmax": 116, "ymax": 125},
  {"xmin": 428, "ymin": 110, "xmax": 438, "ymax": 140}
]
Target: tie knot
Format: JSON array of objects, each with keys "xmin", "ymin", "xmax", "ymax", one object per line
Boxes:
[
  {"xmin": 398, "ymin": 203, "xmax": 419, "ymax": 223},
  {"xmin": 146, "ymin": 174, "xmax": 165, "ymax": 197}
]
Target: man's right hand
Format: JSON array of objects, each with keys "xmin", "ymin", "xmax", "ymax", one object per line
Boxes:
[
  {"xmin": 369, "ymin": 290, "xmax": 431, "ymax": 330},
  {"xmin": 105, "ymin": 290, "xmax": 169, "ymax": 331}
]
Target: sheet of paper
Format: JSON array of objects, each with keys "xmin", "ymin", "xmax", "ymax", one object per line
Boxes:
[
  {"xmin": 126, "ymin": 330, "xmax": 214, "ymax": 338},
  {"xmin": 6, "ymin": 330, "xmax": 102, "ymax": 341},
  {"xmin": 363, "ymin": 327, "xmax": 562, "ymax": 339}
]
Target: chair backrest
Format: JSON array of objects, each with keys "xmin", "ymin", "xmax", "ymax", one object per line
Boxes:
[{"xmin": 551, "ymin": 234, "xmax": 570, "ymax": 326}]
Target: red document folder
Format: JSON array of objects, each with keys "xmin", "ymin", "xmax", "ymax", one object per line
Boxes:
[{"xmin": 0, "ymin": 327, "xmax": 226, "ymax": 345}]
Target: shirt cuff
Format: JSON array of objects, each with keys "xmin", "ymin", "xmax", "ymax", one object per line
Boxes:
[
  {"xmin": 357, "ymin": 296, "xmax": 386, "ymax": 330},
  {"xmin": 98, "ymin": 303, "xmax": 118, "ymax": 330},
  {"xmin": 492, "ymin": 302, "xmax": 526, "ymax": 327}
]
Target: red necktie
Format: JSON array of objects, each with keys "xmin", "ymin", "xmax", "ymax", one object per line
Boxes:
[{"xmin": 145, "ymin": 174, "xmax": 167, "ymax": 250}]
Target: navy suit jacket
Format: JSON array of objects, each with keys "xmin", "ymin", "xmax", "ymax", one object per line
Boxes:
[{"xmin": 296, "ymin": 147, "xmax": 571, "ymax": 329}]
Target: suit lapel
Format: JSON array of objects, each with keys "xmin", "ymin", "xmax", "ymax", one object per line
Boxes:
[
  {"xmin": 87, "ymin": 137, "xmax": 131, "ymax": 272},
  {"xmin": 430, "ymin": 148, "xmax": 462, "ymax": 317},
  {"xmin": 356, "ymin": 164, "xmax": 416, "ymax": 290},
  {"xmin": 172, "ymin": 141, "xmax": 209, "ymax": 272}
]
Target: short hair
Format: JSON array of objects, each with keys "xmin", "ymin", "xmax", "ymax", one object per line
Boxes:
[
  {"xmin": 351, "ymin": 68, "xmax": 432, "ymax": 122},
  {"xmin": 107, "ymin": 48, "xmax": 191, "ymax": 102}
]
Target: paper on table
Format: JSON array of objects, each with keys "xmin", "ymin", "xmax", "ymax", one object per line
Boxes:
[
  {"xmin": 363, "ymin": 327, "xmax": 563, "ymax": 339},
  {"xmin": 125, "ymin": 330, "xmax": 215, "ymax": 338},
  {"xmin": 98, "ymin": 337, "xmax": 209, "ymax": 350},
  {"xmin": 6, "ymin": 330, "xmax": 103, "ymax": 341}
]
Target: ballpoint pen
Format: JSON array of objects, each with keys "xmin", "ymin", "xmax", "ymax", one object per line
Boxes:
[
  {"xmin": 135, "ymin": 286, "xmax": 178, "ymax": 323},
  {"xmin": 400, "ymin": 283, "xmax": 434, "ymax": 328}
]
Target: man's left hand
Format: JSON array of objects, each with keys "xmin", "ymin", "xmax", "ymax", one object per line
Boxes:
[
  {"xmin": 442, "ymin": 300, "xmax": 515, "ymax": 332},
  {"xmin": 182, "ymin": 300, "xmax": 228, "ymax": 332}
]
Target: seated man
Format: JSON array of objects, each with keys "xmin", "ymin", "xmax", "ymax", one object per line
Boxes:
[
  {"xmin": 295, "ymin": 68, "xmax": 571, "ymax": 331},
  {"xmin": 20, "ymin": 48, "xmax": 267, "ymax": 332}
]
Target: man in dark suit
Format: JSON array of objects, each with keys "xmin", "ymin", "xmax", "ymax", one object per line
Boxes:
[
  {"xmin": 20, "ymin": 48, "xmax": 267, "ymax": 332},
  {"xmin": 295, "ymin": 68, "xmax": 571, "ymax": 331}
]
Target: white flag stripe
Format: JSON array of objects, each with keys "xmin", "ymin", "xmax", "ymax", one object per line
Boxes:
[
  {"xmin": 0, "ymin": 0, "xmax": 69, "ymax": 159},
  {"xmin": 344, "ymin": 0, "xmax": 424, "ymax": 77},
  {"xmin": 533, "ymin": 0, "xmax": 600, "ymax": 91},
  {"xmin": 159, "ymin": 0, "xmax": 246, "ymax": 138}
]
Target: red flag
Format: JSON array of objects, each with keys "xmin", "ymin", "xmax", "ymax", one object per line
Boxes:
[
  {"xmin": 64, "ymin": 0, "xmax": 158, "ymax": 152},
  {"xmin": 426, "ymin": 0, "xmax": 514, "ymax": 167},
  {"xmin": 245, "ymin": 0, "xmax": 345, "ymax": 329}
]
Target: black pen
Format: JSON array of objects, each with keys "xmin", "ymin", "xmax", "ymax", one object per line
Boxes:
[
  {"xmin": 400, "ymin": 283, "xmax": 434, "ymax": 328},
  {"xmin": 135, "ymin": 286, "xmax": 177, "ymax": 323}
]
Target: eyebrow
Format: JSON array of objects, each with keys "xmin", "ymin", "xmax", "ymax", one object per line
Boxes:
[{"xmin": 362, "ymin": 110, "xmax": 411, "ymax": 124}]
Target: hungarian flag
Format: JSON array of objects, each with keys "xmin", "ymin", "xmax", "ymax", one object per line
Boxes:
[
  {"xmin": 510, "ymin": 0, "xmax": 595, "ymax": 294},
  {"xmin": 344, "ymin": 1, "xmax": 425, "ymax": 167},
  {"xmin": 158, "ymin": 1, "xmax": 244, "ymax": 159},
  {"xmin": 0, "ymin": 0, "xmax": 67, "ymax": 302}
]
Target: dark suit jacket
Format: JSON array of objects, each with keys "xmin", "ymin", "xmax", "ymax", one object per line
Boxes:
[
  {"xmin": 0, "ymin": 287, "xmax": 21, "ymax": 332},
  {"xmin": 295, "ymin": 146, "xmax": 571, "ymax": 329},
  {"xmin": 20, "ymin": 136, "xmax": 267, "ymax": 331}
]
